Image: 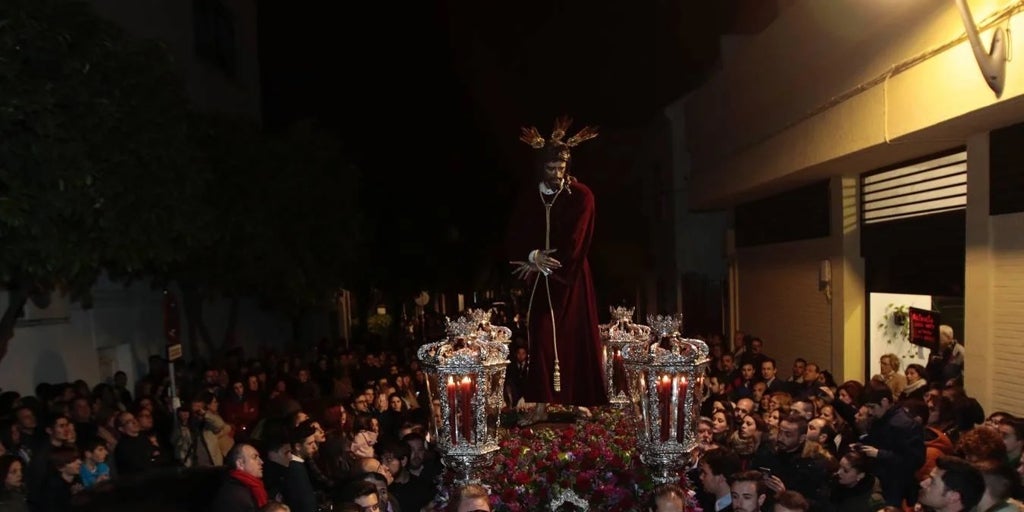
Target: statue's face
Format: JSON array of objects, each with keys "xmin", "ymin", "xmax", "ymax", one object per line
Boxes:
[{"xmin": 542, "ymin": 160, "xmax": 567, "ymax": 187}]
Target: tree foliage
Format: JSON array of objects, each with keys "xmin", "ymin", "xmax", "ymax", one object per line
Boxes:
[
  {"xmin": 0, "ymin": 0, "xmax": 362, "ymax": 362},
  {"xmin": 173, "ymin": 116, "xmax": 363, "ymax": 356},
  {"xmin": 0, "ymin": 0, "xmax": 213, "ymax": 360}
]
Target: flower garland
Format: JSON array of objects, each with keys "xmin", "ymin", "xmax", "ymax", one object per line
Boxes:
[{"xmin": 425, "ymin": 406, "xmax": 701, "ymax": 512}]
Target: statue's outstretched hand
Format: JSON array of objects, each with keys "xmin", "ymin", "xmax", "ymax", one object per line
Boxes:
[
  {"xmin": 510, "ymin": 249, "xmax": 561, "ymax": 278},
  {"xmin": 533, "ymin": 249, "xmax": 561, "ymax": 275},
  {"xmin": 510, "ymin": 261, "xmax": 534, "ymax": 279}
]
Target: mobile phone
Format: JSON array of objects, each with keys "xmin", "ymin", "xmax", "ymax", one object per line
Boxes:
[{"xmin": 758, "ymin": 466, "xmax": 772, "ymax": 478}]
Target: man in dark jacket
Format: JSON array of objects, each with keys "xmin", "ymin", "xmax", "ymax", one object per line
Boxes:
[
  {"xmin": 858, "ymin": 388, "xmax": 926, "ymax": 506},
  {"xmin": 763, "ymin": 412, "xmax": 832, "ymax": 511},
  {"xmin": 282, "ymin": 422, "xmax": 319, "ymax": 512},
  {"xmin": 26, "ymin": 414, "xmax": 76, "ymax": 511},
  {"xmin": 210, "ymin": 443, "xmax": 267, "ymax": 512}
]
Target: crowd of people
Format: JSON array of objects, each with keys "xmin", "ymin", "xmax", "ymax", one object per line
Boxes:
[
  {"xmin": 0, "ymin": 341, "xmax": 470, "ymax": 512},
  {"xmin": 685, "ymin": 328, "xmax": 1022, "ymax": 512},
  {"xmin": 0, "ymin": 317, "xmax": 1013, "ymax": 512}
]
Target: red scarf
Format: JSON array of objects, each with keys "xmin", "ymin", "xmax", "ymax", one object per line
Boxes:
[{"xmin": 230, "ymin": 469, "xmax": 269, "ymax": 508}]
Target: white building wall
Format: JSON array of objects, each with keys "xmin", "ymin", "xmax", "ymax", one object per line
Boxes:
[
  {"xmin": 989, "ymin": 212, "xmax": 1024, "ymax": 416},
  {"xmin": 0, "ymin": 276, "xmax": 328, "ymax": 396},
  {"xmin": 965, "ymin": 132, "xmax": 1024, "ymax": 416}
]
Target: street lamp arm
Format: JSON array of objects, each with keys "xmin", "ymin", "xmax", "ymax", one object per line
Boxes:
[{"xmin": 954, "ymin": 0, "xmax": 1007, "ymax": 95}]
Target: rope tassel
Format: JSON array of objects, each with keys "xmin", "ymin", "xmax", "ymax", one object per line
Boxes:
[{"xmin": 553, "ymin": 361, "xmax": 561, "ymax": 392}]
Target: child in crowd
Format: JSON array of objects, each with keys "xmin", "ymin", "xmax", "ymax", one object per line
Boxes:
[{"xmin": 79, "ymin": 438, "xmax": 111, "ymax": 488}]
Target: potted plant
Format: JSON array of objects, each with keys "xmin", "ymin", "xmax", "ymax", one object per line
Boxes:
[{"xmin": 877, "ymin": 303, "xmax": 910, "ymax": 343}]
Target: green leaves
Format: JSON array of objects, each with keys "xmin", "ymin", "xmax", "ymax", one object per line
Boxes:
[
  {"xmin": 0, "ymin": 0, "xmax": 364, "ymax": 348},
  {"xmin": 0, "ymin": 0, "xmax": 199, "ymax": 295}
]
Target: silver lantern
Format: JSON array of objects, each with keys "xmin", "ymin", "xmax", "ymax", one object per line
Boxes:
[
  {"xmin": 599, "ymin": 306, "xmax": 651, "ymax": 406},
  {"xmin": 417, "ymin": 313, "xmax": 509, "ymax": 484},
  {"xmin": 622, "ymin": 313, "xmax": 709, "ymax": 485},
  {"xmin": 462, "ymin": 308, "xmax": 512, "ymax": 410}
]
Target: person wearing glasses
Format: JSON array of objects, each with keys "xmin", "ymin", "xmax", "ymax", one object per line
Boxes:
[{"xmin": 352, "ymin": 396, "xmax": 371, "ymax": 416}]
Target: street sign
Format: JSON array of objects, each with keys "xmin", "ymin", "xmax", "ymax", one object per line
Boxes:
[{"xmin": 167, "ymin": 343, "xmax": 183, "ymax": 362}]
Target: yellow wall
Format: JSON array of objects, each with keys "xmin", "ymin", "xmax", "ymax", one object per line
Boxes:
[
  {"xmin": 683, "ymin": 0, "xmax": 1024, "ymax": 414},
  {"xmin": 685, "ymin": 0, "xmax": 1024, "ymax": 208},
  {"xmin": 834, "ymin": 178, "xmax": 866, "ymax": 384},
  {"xmin": 737, "ymin": 236, "xmax": 834, "ymax": 378},
  {"xmin": 733, "ymin": 177, "xmax": 864, "ymax": 384}
]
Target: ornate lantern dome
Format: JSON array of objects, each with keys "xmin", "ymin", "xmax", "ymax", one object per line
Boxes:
[
  {"xmin": 417, "ymin": 312, "xmax": 510, "ymax": 484},
  {"xmin": 622, "ymin": 314, "xmax": 710, "ymax": 484}
]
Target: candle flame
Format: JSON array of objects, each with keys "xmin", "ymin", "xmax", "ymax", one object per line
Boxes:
[
  {"xmin": 462, "ymin": 376, "xmax": 472, "ymax": 384},
  {"xmin": 661, "ymin": 375, "xmax": 670, "ymax": 384},
  {"xmin": 447, "ymin": 376, "xmax": 455, "ymax": 385}
]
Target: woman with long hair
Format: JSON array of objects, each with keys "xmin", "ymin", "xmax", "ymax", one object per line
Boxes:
[
  {"xmin": 837, "ymin": 380, "xmax": 865, "ymax": 407},
  {"xmin": 379, "ymin": 393, "xmax": 409, "ymax": 442},
  {"xmin": 0, "ymin": 454, "xmax": 28, "ymax": 512},
  {"xmin": 710, "ymin": 410, "xmax": 734, "ymax": 447},
  {"xmin": 348, "ymin": 415, "xmax": 379, "ymax": 460},
  {"xmin": 729, "ymin": 413, "xmax": 772, "ymax": 470},
  {"xmin": 394, "ymin": 374, "xmax": 419, "ymax": 410},
  {"xmin": 320, "ymin": 402, "xmax": 354, "ymax": 481}
]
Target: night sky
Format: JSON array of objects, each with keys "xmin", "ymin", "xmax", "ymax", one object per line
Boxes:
[{"xmin": 257, "ymin": 0, "xmax": 747, "ymax": 295}]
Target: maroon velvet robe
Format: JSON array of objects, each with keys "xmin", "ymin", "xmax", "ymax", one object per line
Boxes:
[{"xmin": 508, "ymin": 180, "xmax": 607, "ymax": 407}]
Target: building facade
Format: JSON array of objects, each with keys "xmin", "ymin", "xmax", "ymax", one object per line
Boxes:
[{"xmin": 680, "ymin": 0, "xmax": 1024, "ymax": 414}]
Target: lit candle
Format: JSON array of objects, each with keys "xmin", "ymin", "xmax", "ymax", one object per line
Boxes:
[
  {"xmin": 676, "ymin": 376, "xmax": 688, "ymax": 442},
  {"xmin": 613, "ymin": 349, "xmax": 625, "ymax": 394},
  {"xmin": 457, "ymin": 294, "xmax": 465, "ymax": 312},
  {"xmin": 659, "ymin": 375, "xmax": 671, "ymax": 442},
  {"xmin": 460, "ymin": 376, "xmax": 473, "ymax": 442},
  {"xmin": 446, "ymin": 377, "xmax": 457, "ymax": 444}
]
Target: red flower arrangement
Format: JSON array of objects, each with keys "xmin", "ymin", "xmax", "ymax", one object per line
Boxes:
[{"xmin": 425, "ymin": 406, "xmax": 702, "ymax": 512}]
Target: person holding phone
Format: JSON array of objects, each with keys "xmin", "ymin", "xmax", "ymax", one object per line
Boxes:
[
  {"xmin": 760, "ymin": 412, "xmax": 832, "ymax": 510},
  {"xmin": 858, "ymin": 388, "xmax": 925, "ymax": 507}
]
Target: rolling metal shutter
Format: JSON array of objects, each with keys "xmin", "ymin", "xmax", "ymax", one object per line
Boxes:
[{"xmin": 862, "ymin": 151, "xmax": 967, "ymax": 225}]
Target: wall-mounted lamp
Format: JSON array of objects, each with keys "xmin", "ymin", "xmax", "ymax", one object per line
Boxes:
[{"xmin": 954, "ymin": 0, "xmax": 1007, "ymax": 95}]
